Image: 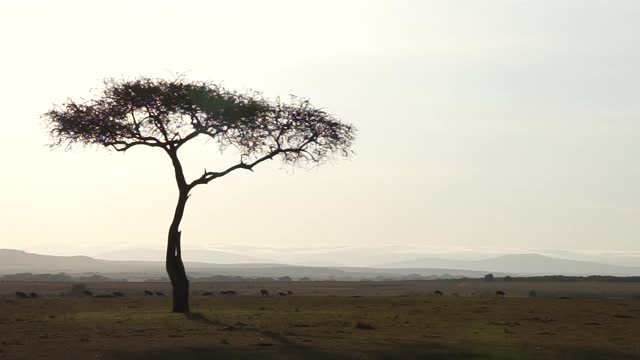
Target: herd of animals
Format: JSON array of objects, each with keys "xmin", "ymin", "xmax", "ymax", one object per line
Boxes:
[
  {"xmin": 14, "ymin": 290, "xmax": 157, "ymax": 298},
  {"xmin": 432, "ymin": 289, "xmax": 509, "ymax": 297},
  {"xmin": 12, "ymin": 289, "xmax": 515, "ymax": 298}
]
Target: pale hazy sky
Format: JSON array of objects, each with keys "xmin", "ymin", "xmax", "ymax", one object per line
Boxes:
[{"xmin": 0, "ymin": 0, "xmax": 638, "ymax": 258}]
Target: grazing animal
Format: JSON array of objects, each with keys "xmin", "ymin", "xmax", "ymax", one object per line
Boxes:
[
  {"xmin": 496, "ymin": 290, "xmax": 506, "ymax": 297},
  {"xmin": 15, "ymin": 291, "xmax": 29, "ymax": 299},
  {"xmin": 278, "ymin": 292, "xmax": 287, "ymax": 296},
  {"xmin": 221, "ymin": 290, "xmax": 237, "ymax": 295},
  {"xmin": 112, "ymin": 292, "xmax": 124, "ymax": 297},
  {"xmin": 287, "ymin": 290, "xmax": 293, "ymax": 295},
  {"xmin": 355, "ymin": 321, "xmax": 375, "ymax": 330},
  {"xmin": 29, "ymin": 292, "xmax": 39, "ymax": 298},
  {"xmin": 82, "ymin": 290, "xmax": 94, "ymax": 297},
  {"xmin": 202, "ymin": 291, "xmax": 214, "ymax": 296},
  {"xmin": 144, "ymin": 290, "xmax": 154, "ymax": 296},
  {"xmin": 260, "ymin": 289, "xmax": 270, "ymax": 296},
  {"xmin": 434, "ymin": 290, "xmax": 443, "ymax": 296},
  {"xmin": 155, "ymin": 291, "xmax": 165, "ymax": 296}
]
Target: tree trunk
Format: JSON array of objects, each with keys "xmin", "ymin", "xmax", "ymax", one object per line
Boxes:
[{"xmin": 166, "ymin": 190, "xmax": 190, "ymax": 313}]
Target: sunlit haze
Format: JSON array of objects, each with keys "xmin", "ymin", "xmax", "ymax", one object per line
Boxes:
[{"xmin": 1, "ymin": 0, "xmax": 639, "ymax": 265}]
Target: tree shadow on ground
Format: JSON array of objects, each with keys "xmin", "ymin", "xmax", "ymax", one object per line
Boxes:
[
  {"xmin": 184, "ymin": 311, "xmax": 225, "ymax": 325},
  {"xmin": 107, "ymin": 343, "xmax": 640, "ymax": 360},
  {"xmin": 106, "ymin": 313, "xmax": 640, "ymax": 360},
  {"xmin": 107, "ymin": 312, "xmax": 482, "ymax": 360},
  {"xmin": 107, "ymin": 345, "xmax": 489, "ymax": 360}
]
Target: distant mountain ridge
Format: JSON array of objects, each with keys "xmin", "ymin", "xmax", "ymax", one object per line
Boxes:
[
  {"xmin": 0, "ymin": 249, "xmax": 283, "ymax": 275},
  {"xmin": 2, "ymin": 249, "xmax": 638, "ymax": 279},
  {"xmin": 379, "ymin": 253, "xmax": 640, "ymax": 276},
  {"xmin": 0, "ymin": 249, "xmax": 109, "ymax": 273},
  {"xmin": 0, "ymin": 249, "xmax": 493, "ymax": 280},
  {"xmin": 97, "ymin": 248, "xmax": 273, "ymax": 264}
]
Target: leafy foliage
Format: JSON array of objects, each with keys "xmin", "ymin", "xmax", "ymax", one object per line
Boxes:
[{"xmin": 44, "ymin": 77, "xmax": 356, "ymax": 180}]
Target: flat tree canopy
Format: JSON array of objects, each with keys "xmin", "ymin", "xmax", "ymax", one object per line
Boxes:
[
  {"xmin": 44, "ymin": 77, "xmax": 356, "ymax": 312},
  {"xmin": 47, "ymin": 78, "xmax": 354, "ymax": 169}
]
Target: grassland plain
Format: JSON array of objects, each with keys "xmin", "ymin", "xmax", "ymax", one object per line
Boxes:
[{"xmin": 0, "ymin": 281, "xmax": 638, "ymax": 359}]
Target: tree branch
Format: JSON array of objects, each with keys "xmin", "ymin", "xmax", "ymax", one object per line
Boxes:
[
  {"xmin": 188, "ymin": 148, "xmax": 310, "ymax": 189},
  {"xmin": 105, "ymin": 138, "xmax": 165, "ymax": 152},
  {"xmin": 175, "ymin": 129, "xmax": 222, "ymax": 149}
]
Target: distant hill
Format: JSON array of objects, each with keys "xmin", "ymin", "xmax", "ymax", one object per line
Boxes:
[
  {"xmin": 3, "ymin": 249, "xmax": 637, "ymax": 280},
  {"xmin": 0, "ymin": 249, "xmax": 115, "ymax": 274},
  {"xmin": 0, "ymin": 249, "xmax": 288, "ymax": 276},
  {"xmin": 0, "ymin": 249, "xmax": 495, "ymax": 280},
  {"xmin": 97, "ymin": 248, "xmax": 273, "ymax": 264},
  {"xmin": 379, "ymin": 253, "xmax": 640, "ymax": 276}
]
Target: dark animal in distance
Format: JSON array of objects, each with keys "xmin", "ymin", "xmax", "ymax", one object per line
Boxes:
[
  {"xmin": 201, "ymin": 291, "xmax": 214, "ymax": 296},
  {"xmin": 144, "ymin": 290, "xmax": 154, "ymax": 296},
  {"xmin": 82, "ymin": 290, "xmax": 94, "ymax": 297},
  {"xmin": 278, "ymin": 292, "xmax": 287, "ymax": 296},
  {"xmin": 356, "ymin": 321, "xmax": 375, "ymax": 330},
  {"xmin": 155, "ymin": 292, "xmax": 165, "ymax": 296},
  {"xmin": 434, "ymin": 290, "xmax": 443, "ymax": 296},
  {"xmin": 287, "ymin": 290, "xmax": 294, "ymax": 295},
  {"xmin": 15, "ymin": 291, "xmax": 29, "ymax": 299},
  {"xmin": 260, "ymin": 289, "xmax": 269, "ymax": 296},
  {"xmin": 112, "ymin": 292, "xmax": 124, "ymax": 297},
  {"xmin": 220, "ymin": 290, "xmax": 237, "ymax": 295},
  {"xmin": 29, "ymin": 292, "xmax": 39, "ymax": 298},
  {"xmin": 496, "ymin": 290, "xmax": 506, "ymax": 297}
]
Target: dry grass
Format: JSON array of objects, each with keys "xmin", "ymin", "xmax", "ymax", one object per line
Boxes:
[{"xmin": 0, "ymin": 281, "xmax": 638, "ymax": 359}]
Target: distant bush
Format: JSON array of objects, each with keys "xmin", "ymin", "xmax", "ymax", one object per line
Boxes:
[
  {"xmin": 484, "ymin": 274, "xmax": 495, "ymax": 281},
  {"xmin": 193, "ymin": 275, "xmax": 245, "ymax": 282},
  {"xmin": 0, "ymin": 272, "xmax": 123, "ymax": 282},
  {"xmin": 2, "ymin": 273, "xmax": 72, "ymax": 282},
  {"xmin": 499, "ymin": 276, "xmax": 640, "ymax": 283},
  {"xmin": 75, "ymin": 274, "xmax": 125, "ymax": 282},
  {"xmin": 504, "ymin": 276, "xmax": 513, "ymax": 282},
  {"xmin": 69, "ymin": 284, "xmax": 88, "ymax": 296}
]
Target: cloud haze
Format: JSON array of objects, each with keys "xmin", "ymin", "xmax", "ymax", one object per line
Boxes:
[{"xmin": 0, "ymin": 0, "xmax": 638, "ymax": 260}]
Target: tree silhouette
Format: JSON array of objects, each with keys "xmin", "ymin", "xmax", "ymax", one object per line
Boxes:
[{"xmin": 44, "ymin": 77, "xmax": 356, "ymax": 313}]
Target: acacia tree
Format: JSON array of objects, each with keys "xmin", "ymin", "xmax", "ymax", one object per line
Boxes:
[{"xmin": 44, "ymin": 78, "xmax": 355, "ymax": 313}]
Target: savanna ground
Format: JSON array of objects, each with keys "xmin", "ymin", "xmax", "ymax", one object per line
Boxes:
[{"xmin": 0, "ymin": 280, "xmax": 638, "ymax": 359}]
